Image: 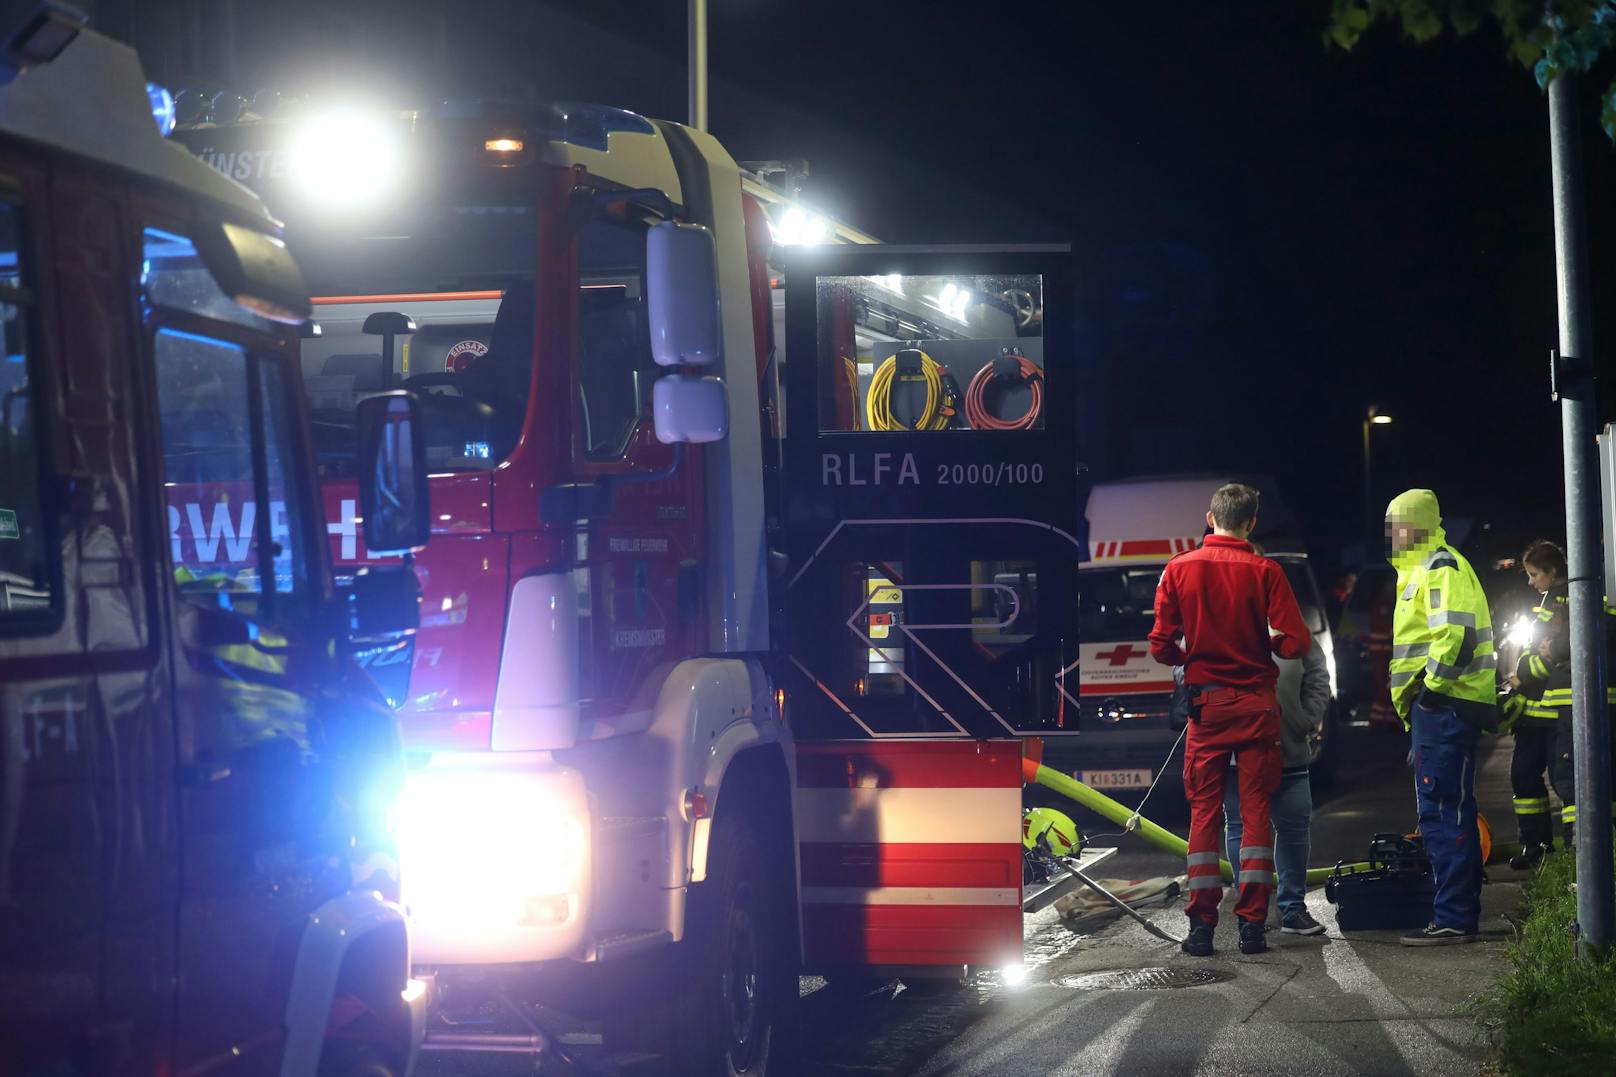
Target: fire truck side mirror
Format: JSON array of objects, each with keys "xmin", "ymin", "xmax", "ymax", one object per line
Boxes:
[
  {"xmin": 646, "ymin": 221, "xmax": 721, "ymax": 368},
  {"xmin": 652, "ymin": 373, "xmax": 727, "ymax": 444},
  {"xmin": 355, "ymin": 391, "xmax": 430, "ymax": 555}
]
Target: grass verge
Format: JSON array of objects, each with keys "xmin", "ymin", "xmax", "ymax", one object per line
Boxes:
[{"xmin": 1476, "ymin": 845, "xmax": 1616, "ymax": 1074}]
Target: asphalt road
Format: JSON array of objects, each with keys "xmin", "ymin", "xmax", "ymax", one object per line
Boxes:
[
  {"xmin": 418, "ymin": 726, "xmax": 1521, "ymax": 1076},
  {"xmin": 793, "ymin": 726, "xmax": 1520, "ymax": 1076}
]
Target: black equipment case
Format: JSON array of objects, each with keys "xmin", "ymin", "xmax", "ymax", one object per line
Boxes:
[{"xmin": 1324, "ymin": 833, "xmax": 1435, "ymax": 931}]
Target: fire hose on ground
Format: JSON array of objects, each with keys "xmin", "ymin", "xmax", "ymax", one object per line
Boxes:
[
  {"xmin": 1024, "ymin": 758, "xmax": 1365, "ymax": 887},
  {"xmin": 1025, "ymin": 757, "xmax": 1510, "ymax": 882}
]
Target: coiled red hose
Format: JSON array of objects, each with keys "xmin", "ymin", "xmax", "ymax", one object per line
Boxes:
[{"xmin": 965, "ymin": 353, "xmax": 1043, "ymax": 430}]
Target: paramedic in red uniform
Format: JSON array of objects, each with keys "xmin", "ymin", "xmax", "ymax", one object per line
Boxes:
[{"xmin": 1149, "ymin": 483, "xmax": 1314, "ymax": 956}]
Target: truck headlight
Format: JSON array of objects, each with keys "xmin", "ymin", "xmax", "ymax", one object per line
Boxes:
[
  {"xmin": 397, "ymin": 758, "xmax": 590, "ymax": 962},
  {"xmin": 1505, "ymin": 616, "xmax": 1535, "ymax": 652}
]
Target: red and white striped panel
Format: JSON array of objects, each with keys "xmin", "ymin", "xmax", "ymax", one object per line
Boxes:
[
  {"xmin": 1088, "ymin": 536, "xmax": 1199, "ymax": 562},
  {"xmin": 795, "ymin": 740, "xmax": 1023, "ymax": 969}
]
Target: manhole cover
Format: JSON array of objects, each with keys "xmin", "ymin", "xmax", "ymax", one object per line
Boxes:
[{"xmin": 1055, "ymin": 967, "xmax": 1231, "ymax": 991}]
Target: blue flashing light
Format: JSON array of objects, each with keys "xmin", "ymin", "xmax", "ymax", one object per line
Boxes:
[{"xmin": 147, "ymin": 82, "xmax": 176, "ymax": 137}]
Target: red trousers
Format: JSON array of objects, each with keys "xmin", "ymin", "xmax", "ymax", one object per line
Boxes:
[{"xmin": 1183, "ymin": 686, "xmax": 1283, "ymax": 926}]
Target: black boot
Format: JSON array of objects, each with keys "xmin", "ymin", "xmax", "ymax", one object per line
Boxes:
[
  {"xmin": 1239, "ymin": 920, "xmax": 1268, "ymax": 955},
  {"xmin": 1181, "ymin": 922, "xmax": 1214, "ymax": 957},
  {"xmin": 1509, "ymin": 843, "xmax": 1551, "ymax": 870}
]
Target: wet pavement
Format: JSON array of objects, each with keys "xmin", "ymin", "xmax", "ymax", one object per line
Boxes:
[
  {"xmin": 796, "ymin": 727, "xmax": 1522, "ymax": 1076},
  {"xmin": 419, "ymin": 727, "xmax": 1524, "ymax": 1075}
]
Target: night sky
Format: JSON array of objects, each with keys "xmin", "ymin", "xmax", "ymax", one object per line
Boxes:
[{"xmin": 48, "ymin": 1, "xmax": 1616, "ymax": 579}]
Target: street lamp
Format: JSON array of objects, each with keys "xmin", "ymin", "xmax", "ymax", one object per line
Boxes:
[{"xmin": 1363, "ymin": 405, "xmax": 1394, "ymax": 547}]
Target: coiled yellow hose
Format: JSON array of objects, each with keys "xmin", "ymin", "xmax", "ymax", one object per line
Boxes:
[{"xmin": 866, "ymin": 349, "xmax": 948, "ymax": 431}]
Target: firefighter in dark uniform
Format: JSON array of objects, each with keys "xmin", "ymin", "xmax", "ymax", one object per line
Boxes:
[
  {"xmin": 1501, "ymin": 541, "xmax": 1568, "ymax": 869},
  {"xmin": 1504, "ymin": 541, "xmax": 1616, "ymax": 857}
]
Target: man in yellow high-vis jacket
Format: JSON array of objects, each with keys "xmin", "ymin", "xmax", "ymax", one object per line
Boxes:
[{"xmin": 1386, "ymin": 489, "xmax": 1496, "ymax": 946}]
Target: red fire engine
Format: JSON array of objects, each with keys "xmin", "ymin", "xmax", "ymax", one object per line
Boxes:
[{"xmin": 176, "ymin": 94, "xmax": 1080, "ymax": 1072}]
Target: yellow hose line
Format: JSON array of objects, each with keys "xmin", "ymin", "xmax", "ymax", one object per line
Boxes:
[
  {"xmin": 867, "ymin": 350, "xmax": 946, "ymax": 431},
  {"xmin": 1029, "ymin": 762, "xmax": 1358, "ymax": 885}
]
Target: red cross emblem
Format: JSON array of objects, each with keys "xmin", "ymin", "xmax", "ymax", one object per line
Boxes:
[{"xmin": 1097, "ymin": 644, "xmax": 1147, "ymax": 666}]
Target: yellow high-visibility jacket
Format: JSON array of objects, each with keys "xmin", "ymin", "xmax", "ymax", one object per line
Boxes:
[{"xmin": 1389, "ymin": 529, "xmax": 1496, "ymax": 725}]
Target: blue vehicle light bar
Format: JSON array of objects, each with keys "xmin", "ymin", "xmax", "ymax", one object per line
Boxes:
[{"xmin": 147, "ymin": 81, "xmax": 175, "ymax": 137}]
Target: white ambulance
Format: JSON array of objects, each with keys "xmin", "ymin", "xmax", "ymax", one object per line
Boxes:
[{"xmin": 1052, "ymin": 475, "xmax": 1340, "ymax": 805}]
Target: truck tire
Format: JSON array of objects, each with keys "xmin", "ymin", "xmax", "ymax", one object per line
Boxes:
[{"xmin": 675, "ymin": 810, "xmax": 788, "ymax": 1075}]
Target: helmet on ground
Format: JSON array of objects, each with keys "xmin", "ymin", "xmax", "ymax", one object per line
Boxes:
[{"xmin": 1023, "ymin": 806, "xmax": 1080, "ymax": 858}]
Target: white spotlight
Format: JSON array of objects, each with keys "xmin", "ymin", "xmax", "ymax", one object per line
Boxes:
[
  {"xmin": 289, "ymin": 110, "xmax": 402, "ymax": 208},
  {"xmin": 775, "ymin": 206, "xmax": 828, "ymax": 245}
]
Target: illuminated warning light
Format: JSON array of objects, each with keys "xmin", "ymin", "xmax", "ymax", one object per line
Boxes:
[
  {"xmin": 868, "ymin": 613, "xmax": 893, "ymax": 627},
  {"xmin": 147, "ymin": 82, "xmax": 176, "ymax": 137},
  {"xmin": 484, "ymin": 137, "xmax": 528, "ymax": 166}
]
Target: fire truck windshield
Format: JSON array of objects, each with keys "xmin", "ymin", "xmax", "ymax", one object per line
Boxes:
[
  {"xmin": 291, "ymin": 198, "xmax": 657, "ymax": 478},
  {"xmin": 287, "ymin": 200, "xmax": 538, "ymax": 477}
]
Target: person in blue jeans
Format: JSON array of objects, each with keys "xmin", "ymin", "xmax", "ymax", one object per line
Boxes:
[
  {"xmin": 1386, "ymin": 489, "xmax": 1494, "ymax": 945},
  {"xmin": 1224, "ymin": 639, "xmax": 1332, "ymax": 935}
]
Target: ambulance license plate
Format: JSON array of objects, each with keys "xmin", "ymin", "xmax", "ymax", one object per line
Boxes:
[{"xmin": 1079, "ymin": 769, "xmax": 1151, "ymax": 790}]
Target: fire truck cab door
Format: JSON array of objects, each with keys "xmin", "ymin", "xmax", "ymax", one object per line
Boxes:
[{"xmin": 775, "ymin": 244, "xmax": 1079, "ymax": 972}]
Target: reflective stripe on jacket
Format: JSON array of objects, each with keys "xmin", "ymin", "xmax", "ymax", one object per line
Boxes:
[
  {"xmin": 1510, "ymin": 586, "xmax": 1567, "ymax": 724},
  {"xmin": 1520, "ymin": 584, "xmax": 1571, "ymax": 718},
  {"xmin": 1519, "ymin": 589, "xmax": 1616, "ymax": 716},
  {"xmin": 1389, "ymin": 532, "xmax": 1495, "ymax": 722}
]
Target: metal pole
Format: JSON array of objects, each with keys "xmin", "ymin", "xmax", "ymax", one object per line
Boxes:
[
  {"xmin": 688, "ymin": 0, "xmax": 708, "ymax": 131},
  {"xmin": 1548, "ymin": 69, "xmax": 1612, "ymax": 959}
]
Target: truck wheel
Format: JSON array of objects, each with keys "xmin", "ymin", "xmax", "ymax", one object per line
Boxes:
[{"xmin": 676, "ymin": 811, "xmax": 788, "ymax": 1075}]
